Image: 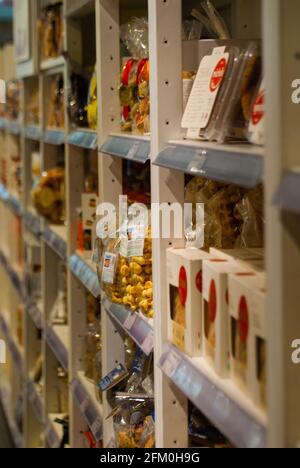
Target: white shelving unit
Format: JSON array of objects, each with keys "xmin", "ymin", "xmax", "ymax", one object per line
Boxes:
[{"xmin": 0, "ymin": 0, "xmax": 299, "ymax": 449}]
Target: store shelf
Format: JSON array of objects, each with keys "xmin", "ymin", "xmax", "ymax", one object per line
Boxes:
[
  {"xmin": 0, "ymin": 250, "xmax": 25, "ymax": 301},
  {"xmin": 153, "ymin": 140, "xmax": 264, "ymax": 188},
  {"xmin": 26, "ymin": 379, "xmax": 44, "ymax": 423},
  {"xmin": 43, "ymin": 225, "xmax": 67, "ymax": 261},
  {"xmin": 45, "ymin": 414, "xmax": 65, "ymax": 449},
  {"xmin": 67, "ymin": 129, "xmax": 97, "ymax": 150},
  {"xmin": 100, "ymin": 133, "xmax": 151, "ymax": 163},
  {"xmin": 45, "ymin": 325, "xmax": 69, "ymax": 371},
  {"xmin": 5, "ymin": 120, "xmax": 21, "ymax": 136},
  {"xmin": 0, "ymin": 185, "xmax": 22, "ymax": 217},
  {"xmin": 102, "ymin": 296, "xmax": 154, "ymax": 356},
  {"xmin": 159, "ymin": 343, "xmax": 267, "ymax": 449},
  {"xmin": 0, "ymin": 314, "xmax": 24, "ymax": 374},
  {"xmin": 23, "ymin": 210, "xmax": 42, "ymax": 239},
  {"xmin": 0, "ymin": 387, "xmax": 24, "ymax": 449},
  {"xmin": 40, "ymin": 56, "xmax": 65, "ymax": 72},
  {"xmin": 70, "ymin": 371, "xmax": 103, "ymax": 442},
  {"xmin": 43, "ymin": 129, "xmax": 65, "ymax": 146},
  {"xmin": 65, "ymin": 0, "xmax": 95, "ymax": 18},
  {"xmin": 274, "ymin": 170, "xmax": 300, "ymax": 215},
  {"xmin": 69, "ymin": 253, "xmax": 100, "ymax": 298},
  {"xmin": 25, "ymin": 300, "xmax": 43, "ymax": 331},
  {"xmin": 25, "ymin": 126, "xmax": 42, "ymax": 141}
]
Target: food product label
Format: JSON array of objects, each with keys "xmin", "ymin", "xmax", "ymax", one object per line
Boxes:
[
  {"xmin": 179, "ymin": 266, "xmax": 188, "ymax": 306},
  {"xmin": 120, "ymin": 225, "xmax": 145, "ymax": 258},
  {"xmin": 238, "ymin": 296, "xmax": 249, "ymax": 343},
  {"xmin": 182, "ymin": 49, "xmax": 229, "ymax": 132},
  {"xmin": 172, "ymin": 321, "xmax": 185, "ymax": 352},
  {"xmin": 248, "ymin": 79, "xmax": 265, "ymax": 145},
  {"xmin": 102, "ymin": 252, "xmax": 117, "ymax": 284},
  {"xmin": 209, "ymin": 280, "xmax": 217, "ymax": 323}
]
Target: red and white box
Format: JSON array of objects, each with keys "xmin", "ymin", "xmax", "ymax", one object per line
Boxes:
[
  {"xmin": 202, "ymin": 259, "xmax": 253, "ymax": 378},
  {"xmin": 167, "ymin": 248, "xmax": 212, "ymax": 357},
  {"xmin": 228, "ymin": 272, "xmax": 267, "ymax": 408}
]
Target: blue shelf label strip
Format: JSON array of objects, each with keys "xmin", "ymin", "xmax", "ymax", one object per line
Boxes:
[
  {"xmin": 43, "ymin": 228, "xmax": 67, "ymax": 261},
  {"xmin": 69, "ymin": 255, "xmax": 100, "ymax": 298},
  {"xmin": 68, "ymin": 131, "xmax": 97, "ymax": 150},
  {"xmin": 154, "ymin": 145, "xmax": 263, "ymax": 188},
  {"xmin": 274, "ymin": 171, "xmax": 300, "ymax": 215},
  {"xmin": 44, "ymin": 130, "xmax": 65, "ymax": 146},
  {"xmin": 25, "ymin": 126, "xmax": 41, "ymax": 141},
  {"xmin": 101, "ymin": 136, "xmax": 150, "ymax": 163}
]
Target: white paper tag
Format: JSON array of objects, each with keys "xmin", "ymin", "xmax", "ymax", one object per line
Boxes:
[
  {"xmin": 0, "ymin": 80, "xmax": 5, "ymax": 104},
  {"xmin": 162, "ymin": 350, "xmax": 181, "ymax": 378},
  {"xmin": 182, "ymin": 50, "xmax": 229, "ymax": 132},
  {"xmin": 124, "ymin": 313, "xmax": 137, "ymax": 331},
  {"xmin": 102, "ymin": 252, "xmax": 117, "ymax": 284},
  {"xmin": 142, "ymin": 333, "xmax": 154, "ymax": 355}
]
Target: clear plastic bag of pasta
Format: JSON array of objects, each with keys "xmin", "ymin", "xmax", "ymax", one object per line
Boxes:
[{"xmin": 234, "ymin": 185, "xmax": 264, "ymax": 248}]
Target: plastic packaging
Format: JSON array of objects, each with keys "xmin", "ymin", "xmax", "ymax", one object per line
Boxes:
[
  {"xmin": 234, "ymin": 185, "xmax": 264, "ymax": 248},
  {"xmin": 26, "ymin": 88, "xmax": 39, "ymax": 126},
  {"xmin": 38, "ymin": 2, "xmax": 64, "ymax": 61},
  {"xmin": 47, "ymin": 75, "xmax": 65, "ymax": 129},
  {"xmin": 32, "ymin": 167, "xmax": 65, "ymax": 224},
  {"xmin": 203, "ymin": 42, "xmax": 261, "ymax": 142},
  {"xmin": 5, "ymin": 80, "xmax": 21, "ymax": 120},
  {"xmin": 120, "ymin": 18, "xmax": 149, "ymax": 59}
]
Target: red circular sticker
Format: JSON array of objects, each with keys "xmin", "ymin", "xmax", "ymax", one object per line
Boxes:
[
  {"xmin": 196, "ymin": 270, "xmax": 203, "ymax": 294},
  {"xmin": 209, "ymin": 280, "xmax": 217, "ymax": 323},
  {"xmin": 251, "ymin": 90, "xmax": 265, "ymax": 125},
  {"xmin": 238, "ymin": 296, "xmax": 249, "ymax": 343},
  {"xmin": 179, "ymin": 266, "xmax": 188, "ymax": 306},
  {"xmin": 210, "ymin": 58, "xmax": 228, "ymax": 92}
]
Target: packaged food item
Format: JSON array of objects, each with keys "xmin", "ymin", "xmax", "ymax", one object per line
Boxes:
[
  {"xmin": 5, "ymin": 80, "xmax": 21, "ymax": 121},
  {"xmin": 189, "ymin": 404, "xmax": 233, "ymax": 448},
  {"xmin": 79, "ymin": 172, "xmax": 98, "ymax": 256},
  {"xmin": 234, "ymin": 185, "xmax": 264, "ymax": 248},
  {"xmin": 31, "ymin": 151, "xmax": 42, "ymax": 181},
  {"xmin": 68, "ymin": 73, "xmax": 88, "ymax": 128},
  {"xmin": 32, "ymin": 167, "xmax": 65, "ymax": 224},
  {"xmin": 229, "ymin": 272, "xmax": 266, "ymax": 409},
  {"xmin": 191, "ymin": 1, "xmax": 230, "ymax": 40},
  {"xmin": 26, "ymin": 88, "xmax": 40, "ymax": 126},
  {"xmin": 47, "ymin": 75, "xmax": 65, "ymax": 129},
  {"xmin": 182, "ymin": 42, "xmax": 261, "ymax": 143},
  {"xmin": 203, "ymin": 258, "xmax": 258, "ymax": 377},
  {"xmin": 86, "ymin": 292, "xmax": 100, "ymax": 324},
  {"xmin": 38, "ymin": 2, "xmax": 64, "ymax": 61},
  {"xmin": 248, "ymin": 78, "xmax": 265, "ymax": 145},
  {"xmin": 86, "ymin": 68, "xmax": 97, "ymax": 130},
  {"xmin": 99, "ymin": 219, "xmax": 153, "ymax": 319},
  {"xmin": 113, "ymin": 394, "xmax": 155, "ymax": 449},
  {"xmin": 167, "ymin": 248, "xmax": 212, "ymax": 356}
]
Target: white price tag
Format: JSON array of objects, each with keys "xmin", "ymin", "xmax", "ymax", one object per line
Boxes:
[
  {"xmin": 91, "ymin": 419, "xmax": 102, "ymax": 439},
  {"xmin": 80, "ymin": 397, "xmax": 89, "ymax": 413},
  {"xmin": 0, "ymin": 80, "xmax": 5, "ymax": 104},
  {"xmin": 141, "ymin": 333, "xmax": 154, "ymax": 355},
  {"xmin": 124, "ymin": 313, "xmax": 137, "ymax": 331},
  {"xmin": 162, "ymin": 350, "xmax": 181, "ymax": 378}
]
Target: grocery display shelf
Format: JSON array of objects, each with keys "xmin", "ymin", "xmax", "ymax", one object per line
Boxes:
[
  {"xmin": 0, "ymin": 387, "xmax": 24, "ymax": 449},
  {"xmin": 153, "ymin": 140, "xmax": 264, "ymax": 188},
  {"xmin": 45, "ymin": 414, "xmax": 65, "ymax": 449},
  {"xmin": 40, "ymin": 56, "xmax": 65, "ymax": 72},
  {"xmin": 0, "ymin": 185, "xmax": 22, "ymax": 217},
  {"xmin": 44, "ymin": 325, "xmax": 69, "ymax": 371},
  {"xmin": 43, "ymin": 225, "xmax": 67, "ymax": 261},
  {"xmin": 69, "ymin": 253, "xmax": 100, "ymax": 298},
  {"xmin": 25, "ymin": 126, "xmax": 42, "ymax": 141},
  {"xmin": 0, "ymin": 250, "xmax": 25, "ymax": 301},
  {"xmin": 2, "ymin": 119, "xmax": 21, "ymax": 136},
  {"xmin": 100, "ymin": 133, "xmax": 151, "ymax": 163},
  {"xmin": 23, "ymin": 210, "xmax": 42, "ymax": 239},
  {"xmin": 159, "ymin": 343, "xmax": 267, "ymax": 449},
  {"xmin": 43, "ymin": 129, "xmax": 65, "ymax": 146},
  {"xmin": 102, "ymin": 296, "xmax": 154, "ymax": 356},
  {"xmin": 70, "ymin": 371, "xmax": 103, "ymax": 442},
  {"xmin": 274, "ymin": 170, "xmax": 300, "ymax": 215},
  {"xmin": 67, "ymin": 129, "xmax": 97, "ymax": 150},
  {"xmin": 65, "ymin": 0, "xmax": 95, "ymax": 18},
  {"xmin": 25, "ymin": 300, "xmax": 43, "ymax": 331},
  {"xmin": 0, "ymin": 314, "xmax": 24, "ymax": 374},
  {"xmin": 26, "ymin": 379, "xmax": 44, "ymax": 423}
]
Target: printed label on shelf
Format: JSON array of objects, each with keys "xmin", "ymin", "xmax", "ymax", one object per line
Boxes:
[
  {"xmin": 45, "ymin": 423, "xmax": 60, "ymax": 449},
  {"xmin": 68, "ymin": 131, "xmax": 97, "ymax": 150},
  {"xmin": 91, "ymin": 418, "xmax": 102, "ymax": 441},
  {"xmin": 141, "ymin": 332, "xmax": 154, "ymax": 356},
  {"xmin": 126, "ymin": 141, "xmax": 140, "ymax": 159},
  {"xmin": 124, "ymin": 313, "xmax": 137, "ymax": 331},
  {"xmin": 161, "ymin": 348, "xmax": 181, "ymax": 378}
]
